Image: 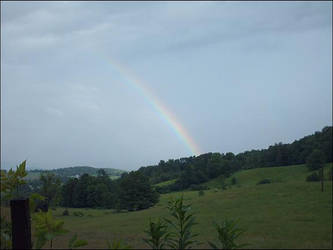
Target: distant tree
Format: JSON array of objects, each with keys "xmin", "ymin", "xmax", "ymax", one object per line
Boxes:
[
  {"xmin": 117, "ymin": 171, "xmax": 159, "ymax": 211},
  {"xmin": 97, "ymin": 169, "xmax": 107, "ymax": 177},
  {"xmin": 306, "ymin": 150, "xmax": 325, "ymax": 171},
  {"xmin": 60, "ymin": 178, "xmax": 78, "ymax": 207},
  {"xmin": 39, "ymin": 173, "xmax": 61, "ymax": 208},
  {"xmin": 72, "ymin": 174, "xmax": 91, "ymax": 207}
]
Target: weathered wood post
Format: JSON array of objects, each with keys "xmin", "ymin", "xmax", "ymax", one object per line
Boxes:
[{"xmin": 10, "ymin": 199, "xmax": 32, "ymax": 249}]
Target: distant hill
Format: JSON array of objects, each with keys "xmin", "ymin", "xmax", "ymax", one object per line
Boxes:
[{"xmin": 26, "ymin": 166, "xmax": 126, "ymax": 181}]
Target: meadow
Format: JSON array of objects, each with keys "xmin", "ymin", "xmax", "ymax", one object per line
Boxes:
[{"xmin": 38, "ymin": 163, "xmax": 333, "ymax": 249}]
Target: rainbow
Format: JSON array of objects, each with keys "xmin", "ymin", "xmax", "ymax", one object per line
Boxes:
[{"xmin": 109, "ymin": 59, "xmax": 201, "ymax": 156}]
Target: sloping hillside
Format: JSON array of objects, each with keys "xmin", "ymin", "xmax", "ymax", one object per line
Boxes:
[
  {"xmin": 26, "ymin": 166, "xmax": 126, "ymax": 180},
  {"xmin": 206, "ymin": 163, "xmax": 332, "ymax": 188}
]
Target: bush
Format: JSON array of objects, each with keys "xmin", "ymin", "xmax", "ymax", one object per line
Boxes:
[
  {"xmin": 256, "ymin": 179, "xmax": 271, "ymax": 185},
  {"xmin": 62, "ymin": 209, "xmax": 69, "ymax": 216},
  {"xmin": 198, "ymin": 190, "xmax": 205, "ymax": 196},
  {"xmin": 231, "ymin": 177, "xmax": 237, "ymax": 185},
  {"xmin": 306, "ymin": 149, "xmax": 325, "ymax": 171},
  {"xmin": 306, "ymin": 172, "xmax": 320, "ymax": 182}
]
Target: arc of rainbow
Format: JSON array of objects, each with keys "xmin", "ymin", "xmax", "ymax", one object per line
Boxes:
[{"xmin": 109, "ymin": 59, "xmax": 201, "ymax": 156}]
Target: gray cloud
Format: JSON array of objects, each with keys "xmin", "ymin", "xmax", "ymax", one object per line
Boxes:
[{"xmin": 1, "ymin": 1, "xmax": 331, "ymax": 170}]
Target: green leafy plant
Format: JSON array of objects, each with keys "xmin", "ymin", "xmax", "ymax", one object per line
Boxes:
[
  {"xmin": 29, "ymin": 193, "xmax": 46, "ymax": 213},
  {"xmin": 68, "ymin": 233, "xmax": 88, "ymax": 249},
  {"xmin": 143, "ymin": 218, "xmax": 170, "ymax": 249},
  {"xmin": 164, "ymin": 195, "xmax": 199, "ymax": 249},
  {"xmin": 106, "ymin": 239, "xmax": 132, "ymax": 249},
  {"xmin": 208, "ymin": 219, "xmax": 247, "ymax": 249},
  {"xmin": 33, "ymin": 210, "xmax": 68, "ymax": 249},
  {"xmin": 0, "ymin": 160, "xmax": 27, "ymax": 200}
]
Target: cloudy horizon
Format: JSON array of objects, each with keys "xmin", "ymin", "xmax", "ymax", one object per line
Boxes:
[{"xmin": 1, "ymin": 1, "xmax": 332, "ymax": 171}]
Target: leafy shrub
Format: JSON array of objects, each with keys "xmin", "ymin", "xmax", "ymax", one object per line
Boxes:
[
  {"xmin": 143, "ymin": 218, "xmax": 170, "ymax": 249},
  {"xmin": 256, "ymin": 179, "xmax": 271, "ymax": 185},
  {"xmin": 198, "ymin": 190, "xmax": 205, "ymax": 196},
  {"xmin": 208, "ymin": 219, "xmax": 247, "ymax": 249},
  {"xmin": 306, "ymin": 172, "xmax": 320, "ymax": 182},
  {"xmin": 62, "ymin": 209, "xmax": 70, "ymax": 216},
  {"xmin": 164, "ymin": 195, "xmax": 199, "ymax": 249},
  {"xmin": 33, "ymin": 210, "xmax": 68, "ymax": 249}
]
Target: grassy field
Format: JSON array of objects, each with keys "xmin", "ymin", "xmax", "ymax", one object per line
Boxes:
[
  {"xmin": 2, "ymin": 163, "xmax": 332, "ymax": 249},
  {"xmin": 207, "ymin": 163, "xmax": 333, "ymax": 188},
  {"xmin": 154, "ymin": 178, "xmax": 177, "ymax": 187},
  {"xmin": 42, "ymin": 163, "xmax": 332, "ymax": 249}
]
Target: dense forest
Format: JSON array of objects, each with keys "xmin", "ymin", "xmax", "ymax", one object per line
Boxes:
[{"xmin": 7, "ymin": 126, "xmax": 332, "ymax": 210}]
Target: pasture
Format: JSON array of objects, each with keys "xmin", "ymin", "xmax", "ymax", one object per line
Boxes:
[{"xmin": 44, "ymin": 163, "xmax": 332, "ymax": 249}]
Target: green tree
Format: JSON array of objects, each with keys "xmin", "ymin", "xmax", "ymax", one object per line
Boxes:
[
  {"xmin": 306, "ymin": 149, "xmax": 325, "ymax": 171},
  {"xmin": 117, "ymin": 171, "xmax": 159, "ymax": 211},
  {"xmin": 39, "ymin": 173, "xmax": 61, "ymax": 208}
]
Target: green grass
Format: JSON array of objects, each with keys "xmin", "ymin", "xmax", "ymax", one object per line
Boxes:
[
  {"xmin": 154, "ymin": 178, "xmax": 177, "ymax": 187},
  {"xmin": 207, "ymin": 163, "xmax": 332, "ymax": 188},
  {"xmin": 45, "ymin": 163, "xmax": 332, "ymax": 249}
]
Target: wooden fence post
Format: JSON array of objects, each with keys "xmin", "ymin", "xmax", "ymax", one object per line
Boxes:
[{"xmin": 10, "ymin": 199, "xmax": 32, "ymax": 249}]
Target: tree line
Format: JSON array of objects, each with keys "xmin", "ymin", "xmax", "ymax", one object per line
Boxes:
[
  {"xmin": 137, "ymin": 126, "xmax": 332, "ymax": 193},
  {"xmin": 60, "ymin": 169, "xmax": 159, "ymax": 211}
]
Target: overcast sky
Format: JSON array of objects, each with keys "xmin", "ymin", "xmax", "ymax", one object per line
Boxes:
[{"xmin": 1, "ymin": 1, "xmax": 332, "ymax": 171}]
